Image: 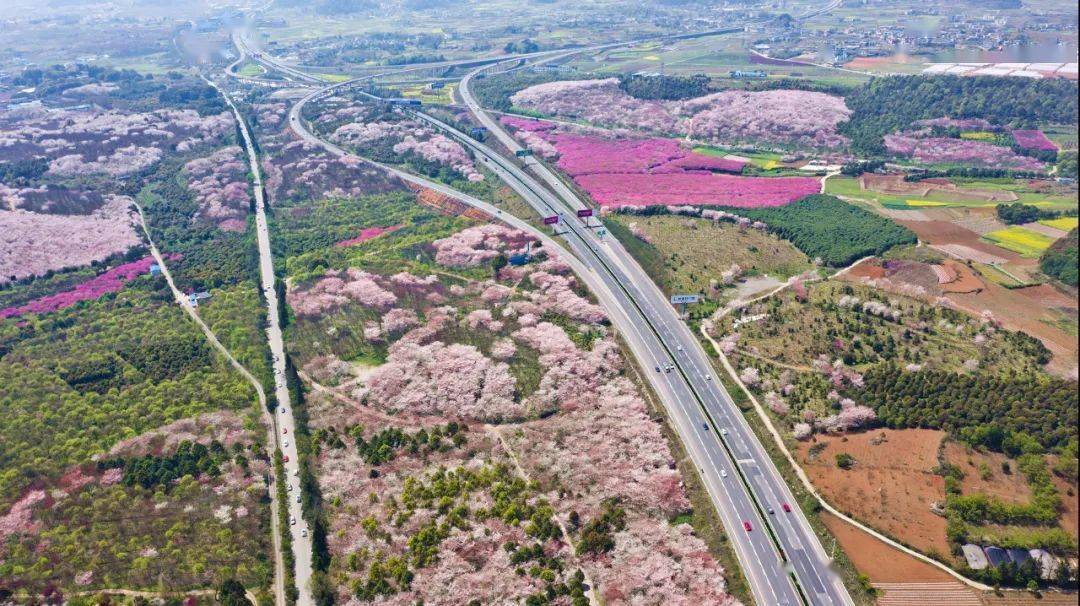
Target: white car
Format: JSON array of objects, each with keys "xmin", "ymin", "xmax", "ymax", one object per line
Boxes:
[
  {"xmin": 719, "ymin": 428, "xmax": 728, "ymax": 436},
  {"xmin": 287, "ymin": 484, "xmax": 293, "ymax": 492},
  {"xmin": 296, "ymin": 494, "xmax": 301, "ymax": 503},
  {"xmin": 301, "ymin": 528, "xmax": 308, "ymax": 538},
  {"xmin": 720, "ymin": 469, "xmax": 728, "ymax": 478},
  {"xmin": 290, "ymin": 516, "xmax": 296, "ymax": 525},
  {"xmin": 283, "ymin": 439, "xmax": 289, "ymax": 447}
]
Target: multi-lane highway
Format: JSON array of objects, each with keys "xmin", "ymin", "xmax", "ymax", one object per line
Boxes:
[
  {"xmin": 242, "ymin": 12, "xmax": 851, "ymax": 605},
  {"xmin": 410, "ymin": 93, "xmax": 852, "ymax": 605}
]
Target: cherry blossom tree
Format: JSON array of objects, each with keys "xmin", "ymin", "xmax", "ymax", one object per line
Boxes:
[{"xmin": 366, "ymin": 340, "xmax": 521, "ymax": 422}]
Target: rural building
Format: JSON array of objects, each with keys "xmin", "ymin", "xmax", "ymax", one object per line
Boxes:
[
  {"xmin": 1007, "ymin": 548, "xmax": 1032, "ymax": 565},
  {"xmin": 983, "ymin": 546, "xmax": 1009, "ymax": 568},
  {"xmin": 961, "ymin": 544, "xmax": 988, "ymax": 570},
  {"xmin": 149, "ymin": 264, "xmax": 162, "ymax": 277},
  {"xmin": 1029, "ymin": 549, "xmax": 1059, "ymax": 579},
  {"xmin": 188, "ymin": 291, "xmax": 212, "ymax": 307},
  {"xmin": 730, "ymin": 70, "xmax": 767, "ymax": 79}
]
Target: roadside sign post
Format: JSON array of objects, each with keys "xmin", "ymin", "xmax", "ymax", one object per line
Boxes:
[
  {"xmin": 576, "ymin": 207, "xmax": 595, "ymax": 228},
  {"xmin": 543, "ymin": 214, "xmax": 561, "ymax": 235},
  {"xmin": 669, "ymin": 294, "xmax": 700, "ymax": 318}
]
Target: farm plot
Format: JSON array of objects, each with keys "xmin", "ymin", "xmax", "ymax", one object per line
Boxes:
[
  {"xmin": 497, "ymin": 121, "xmax": 820, "ymax": 209},
  {"xmin": 1040, "ymin": 216, "xmax": 1079, "ymax": 231},
  {"xmin": 797, "ymin": 430, "xmax": 951, "ymax": 558},
  {"xmin": 983, "ymin": 226, "xmax": 1058, "ymax": 258},
  {"xmin": 603, "ymin": 213, "xmax": 812, "ymax": 300}
]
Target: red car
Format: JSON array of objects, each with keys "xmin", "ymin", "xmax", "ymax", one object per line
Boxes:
[
  {"xmin": 283, "ymin": 455, "xmax": 289, "ymax": 463},
  {"xmin": 782, "ymin": 503, "xmax": 792, "ymax": 513},
  {"xmin": 743, "ymin": 521, "xmax": 753, "ymax": 532}
]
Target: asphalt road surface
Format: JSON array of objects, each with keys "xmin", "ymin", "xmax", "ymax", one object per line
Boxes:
[{"xmin": 215, "ymin": 78, "xmax": 315, "ymax": 606}]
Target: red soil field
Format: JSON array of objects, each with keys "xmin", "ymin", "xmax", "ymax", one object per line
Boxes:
[
  {"xmin": 943, "ymin": 442, "xmax": 1033, "ymax": 506},
  {"xmin": 797, "ymin": 429, "xmax": 952, "ymax": 559},
  {"xmin": 820, "ymin": 511, "xmax": 955, "ymax": 583},
  {"xmin": 947, "ymin": 282, "xmax": 1078, "ymax": 376}
]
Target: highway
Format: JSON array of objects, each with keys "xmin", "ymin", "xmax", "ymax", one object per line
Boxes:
[
  {"xmin": 409, "ymin": 101, "xmax": 851, "ymax": 605},
  {"xmin": 243, "ymin": 8, "xmax": 850, "ymax": 603},
  {"xmin": 445, "ymin": 62, "xmax": 853, "ymax": 605}
]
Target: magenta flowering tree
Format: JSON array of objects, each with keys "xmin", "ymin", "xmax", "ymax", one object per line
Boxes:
[
  {"xmin": 1011, "ymin": 129, "xmax": 1057, "ymax": 152},
  {"xmin": 1, "ymin": 255, "xmax": 163, "ymax": 319}
]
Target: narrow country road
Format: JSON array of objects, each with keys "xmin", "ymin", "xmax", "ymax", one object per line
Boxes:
[{"xmin": 208, "ymin": 77, "xmax": 315, "ymax": 605}]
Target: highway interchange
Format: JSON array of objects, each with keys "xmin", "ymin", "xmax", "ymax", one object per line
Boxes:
[{"xmin": 234, "ymin": 10, "xmax": 853, "ymax": 604}]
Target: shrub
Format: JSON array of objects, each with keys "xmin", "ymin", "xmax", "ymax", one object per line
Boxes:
[{"xmin": 835, "ymin": 453, "xmax": 856, "ymax": 469}]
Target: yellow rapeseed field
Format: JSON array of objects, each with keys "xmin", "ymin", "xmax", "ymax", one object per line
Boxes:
[
  {"xmin": 983, "ymin": 226, "xmax": 1057, "ymax": 257},
  {"xmin": 1039, "ymin": 217, "xmax": 1079, "ymax": 231}
]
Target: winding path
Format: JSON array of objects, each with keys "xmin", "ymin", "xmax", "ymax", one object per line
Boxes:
[{"xmin": 132, "ymin": 202, "xmax": 288, "ymax": 606}]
